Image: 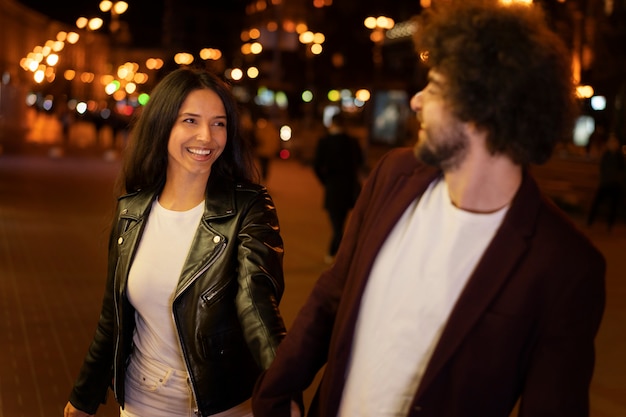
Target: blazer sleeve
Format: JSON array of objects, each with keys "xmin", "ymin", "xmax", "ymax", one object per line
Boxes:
[
  {"xmin": 519, "ymin": 244, "xmax": 605, "ymax": 417},
  {"xmin": 251, "ymin": 149, "xmax": 395, "ymax": 417}
]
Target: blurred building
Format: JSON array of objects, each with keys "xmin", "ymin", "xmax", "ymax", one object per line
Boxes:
[
  {"xmin": 1, "ymin": 0, "xmax": 625, "ymax": 155},
  {"xmin": 0, "ymin": 0, "xmax": 166, "ymax": 152},
  {"xmin": 236, "ymin": 0, "xmax": 626, "ymax": 151},
  {"xmin": 538, "ymin": 0, "xmax": 626, "ymax": 146},
  {"xmin": 161, "ymin": 0, "xmax": 246, "ymax": 70},
  {"xmin": 230, "ymin": 0, "xmax": 425, "ymax": 160}
]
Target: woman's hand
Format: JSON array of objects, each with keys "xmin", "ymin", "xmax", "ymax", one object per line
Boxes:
[{"xmin": 64, "ymin": 402, "xmax": 94, "ymax": 417}]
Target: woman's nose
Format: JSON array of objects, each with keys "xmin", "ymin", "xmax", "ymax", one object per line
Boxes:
[{"xmin": 196, "ymin": 123, "xmax": 212, "ymax": 141}]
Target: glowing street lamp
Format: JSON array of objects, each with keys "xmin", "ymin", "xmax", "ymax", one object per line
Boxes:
[
  {"xmin": 88, "ymin": 18, "xmax": 104, "ymax": 31},
  {"xmin": 99, "ymin": 1, "xmax": 128, "ymax": 34},
  {"xmin": 364, "ymin": 15, "xmax": 394, "ymax": 74},
  {"xmin": 499, "ymin": 0, "xmax": 533, "ymax": 4},
  {"xmin": 76, "ymin": 16, "xmax": 104, "ymax": 31},
  {"xmin": 99, "ymin": 0, "xmax": 129, "ymax": 14},
  {"xmin": 298, "ymin": 31, "xmax": 325, "ymax": 55}
]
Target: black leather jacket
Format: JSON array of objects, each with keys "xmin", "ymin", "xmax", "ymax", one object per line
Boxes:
[{"xmin": 69, "ymin": 177, "xmax": 287, "ymax": 416}]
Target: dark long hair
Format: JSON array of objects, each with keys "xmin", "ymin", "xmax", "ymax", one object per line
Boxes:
[
  {"xmin": 119, "ymin": 67, "xmax": 256, "ymax": 194},
  {"xmin": 414, "ymin": 0, "xmax": 577, "ymax": 165}
]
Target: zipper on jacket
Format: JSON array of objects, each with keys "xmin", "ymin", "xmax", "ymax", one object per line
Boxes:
[
  {"xmin": 174, "ymin": 240, "xmax": 226, "ymax": 299},
  {"xmin": 112, "ymin": 259, "xmax": 122, "ymax": 402},
  {"xmin": 174, "ymin": 240, "xmax": 227, "ymax": 415}
]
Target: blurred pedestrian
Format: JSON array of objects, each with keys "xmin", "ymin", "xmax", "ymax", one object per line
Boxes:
[
  {"xmin": 110, "ymin": 110, "xmax": 131, "ymax": 151},
  {"xmin": 59, "ymin": 106, "xmax": 73, "ymax": 148},
  {"xmin": 252, "ymin": 1, "xmax": 606, "ymax": 416},
  {"xmin": 254, "ymin": 118, "xmax": 280, "ymax": 182},
  {"xmin": 239, "ymin": 107, "xmax": 256, "ymax": 150},
  {"xmin": 64, "ymin": 68, "xmax": 287, "ymax": 417},
  {"xmin": 313, "ymin": 112, "xmax": 364, "ymax": 263},
  {"xmin": 587, "ymin": 133, "xmax": 625, "ymax": 230}
]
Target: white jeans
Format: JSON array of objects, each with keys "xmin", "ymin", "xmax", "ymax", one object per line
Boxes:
[{"xmin": 121, "ymin": 355, "xmax": 252, "ymax": 417}]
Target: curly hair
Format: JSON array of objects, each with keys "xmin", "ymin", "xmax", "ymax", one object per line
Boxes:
[
  {"xmin": 414, "ymin": 0, "xmax": 578, "ymax": 165},
  {"xmin": 120, "ymin": 67, "xmax": 256, "ymax": 194}
]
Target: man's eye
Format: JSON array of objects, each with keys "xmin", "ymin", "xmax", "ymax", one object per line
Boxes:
[{"xmin": 425, "ymin": 86, "xmax": 439, "ymax": 96}]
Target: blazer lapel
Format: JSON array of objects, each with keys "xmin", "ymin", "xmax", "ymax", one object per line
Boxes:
[
  {"xmin": 415, "ymin": 172, "xmax": 542, "ymax": 398},
  {"xmin": 331, "ymin": 160, "xmax": 440, "ymax": 374},
  {"xmin": 348, "ymin": 162, "xmax": 440, "ymax": 304},
  {"xmin": 365, "ymin": 166, "xmax": 440, "ymax": 255}
]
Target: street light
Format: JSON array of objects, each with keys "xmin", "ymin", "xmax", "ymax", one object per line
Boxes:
[
  {"xmin": 296, "ymin": 28, "xmax": 325, "ymax": 125},
  {"xmin": 499, "ymin": 0, "xmax": 533, "ymax": 4},
  {"xmin": 364, "ymin": 16, "xmax": 394, "ymax": 76},
  {"xmin": 298, "ymin": 31, "xmax": 325, "ymax": 56},
  {"xmin": 76, "ymin": 16, "xmax": 104, "ymax": 31},
  {"xmin": 99, "ymin": 0, "xmax": 128, "ymax": 14},
  {"xmin": 99, "ymin": 1, "xmax": 128, "ymax": 34}
]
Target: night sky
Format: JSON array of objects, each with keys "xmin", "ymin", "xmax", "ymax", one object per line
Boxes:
[{"xmin": 17, "ymin": 0, "xmax": 165, "ymax": 47}]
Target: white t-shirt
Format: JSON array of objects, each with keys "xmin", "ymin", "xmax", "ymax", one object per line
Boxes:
[
  {"xmin": 127, "ymin": 198, "xmax": 204, "ymax": 371},
  {"xmin": 337, "ymin": 177, "xmax": 508, "ymax": 417}
]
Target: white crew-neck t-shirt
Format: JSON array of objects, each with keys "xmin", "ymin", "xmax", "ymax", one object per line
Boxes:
[
  {"xmin": 337, "ymin": 177, "xmax": 508, "ymax": 417},
  {"xmin": 127, "ymin": 198, "xmax": 204, "ymax": 371}
]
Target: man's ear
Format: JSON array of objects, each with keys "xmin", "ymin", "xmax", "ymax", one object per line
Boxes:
[{"xmin": 465, "ymin": 120, "xmax": 484, "ymax": 136}]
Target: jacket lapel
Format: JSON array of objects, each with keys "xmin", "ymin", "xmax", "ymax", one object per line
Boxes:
[
  {"xmin": 415, "ymin": 172, "xmax": 541, "ymax": 398},
  {"xmin": 114, "ymin": 178, "xmax": 237, "ymax": 299},
  {"xmin": 114, "ymin": 191, "xmax": 156, "ymax": 298},
  {"xmin": 175, "ymin": 178, "xmax": 236, "ymax": 296}
]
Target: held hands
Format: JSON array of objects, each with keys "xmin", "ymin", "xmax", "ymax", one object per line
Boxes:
[
  {"xmin": 64, "ymin": 399, "xmax": 298, "ymax": 417},
  {"xmin": 291, "ymin": 400, "xmax": 302, "ymax": 417},
  {"xmin": 64, "ymin": 402, "xmax": 94, "ymax": 417}
]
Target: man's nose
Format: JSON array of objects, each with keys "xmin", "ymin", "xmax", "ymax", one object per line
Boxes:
[{"xmin": 410, "ymin": 91, "xmax": 422, "ymax": 112}]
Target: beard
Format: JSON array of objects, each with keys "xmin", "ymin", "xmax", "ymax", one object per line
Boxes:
[{"xmin": 414, "ymin": 120, "xmax": 468, "ymax": 171}]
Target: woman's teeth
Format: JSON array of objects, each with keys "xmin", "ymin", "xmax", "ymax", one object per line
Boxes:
[{"xmin": 188, "ymin": 148, "xmax": 211, "ymax": 155}]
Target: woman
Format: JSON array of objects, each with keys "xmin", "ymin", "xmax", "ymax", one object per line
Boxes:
[{"xmin": 64, "ymin": 68, "xmax": 287, "ymax": 417}]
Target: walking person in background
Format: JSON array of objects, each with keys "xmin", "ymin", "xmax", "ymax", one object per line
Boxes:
[
  {"xmin": 254, "ymin": 117, "xmax": 281, "ymax": 183},
  {"xmin": 239, "ymin": 107, "xmax": 257, "ymax": 153},
  {"xmin": 587, "ymin": 132, "xmax": 625, "ymax": 230},
  {"xmin": 252, "ymin": 1, "xmax": 606, "ymax": 416},
  {"xmin": 313, "ymin": 112, "xmax": 364, "ymax": 264},
  {"xmin": 64, "ymin": 68, "xmax": 287, "ymax": 417}
]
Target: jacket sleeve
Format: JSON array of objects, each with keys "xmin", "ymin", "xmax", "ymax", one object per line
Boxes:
[
  {"xmin": 235, "ymin": 188, "xmax": 287, "ymax": 370},
  {"xmin": 67, "ymin": 210, "xmax": 120, "ymax": 414}
]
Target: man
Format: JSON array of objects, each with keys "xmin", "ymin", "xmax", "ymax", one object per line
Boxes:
[
  {"xmin": 587, "ymin": 133, "xmax": 625, "ymax": 230},
  {"xmin": 313, "ymin": 112, "xmax": 364, "ymax": 263},
  {"xmin": 252, "ymin": 1, "xmax": 606, "ymax": 416}
]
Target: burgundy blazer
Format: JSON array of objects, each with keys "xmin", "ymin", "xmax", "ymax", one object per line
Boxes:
[{"xmin": 253, "ymin": 147, "xmax": 606, "ymax": 417}]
